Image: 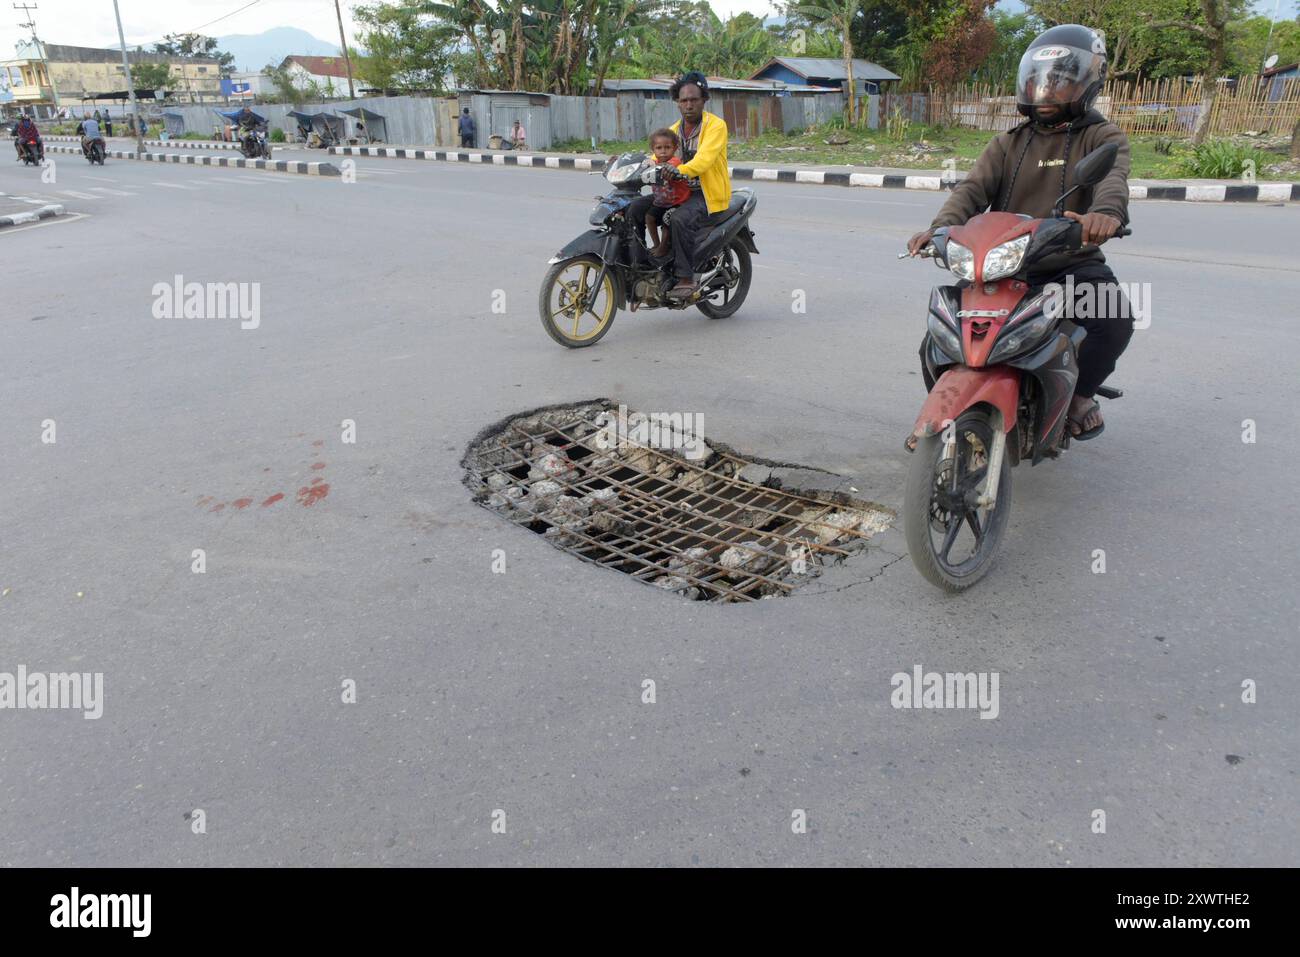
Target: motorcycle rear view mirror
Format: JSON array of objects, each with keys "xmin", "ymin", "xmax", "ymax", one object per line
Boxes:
[
  {"xmin": 1074, "ymin": 143, "xmax": 1119, "ymax": 187},
  {"xmin": 1052, "ymin": 142, "xmax": 1119, "ymax": 216}
]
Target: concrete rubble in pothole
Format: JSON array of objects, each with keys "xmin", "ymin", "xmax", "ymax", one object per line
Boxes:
[{"xmin": 464, "ymin": 401, "xmax": 893, "ymax": 602}]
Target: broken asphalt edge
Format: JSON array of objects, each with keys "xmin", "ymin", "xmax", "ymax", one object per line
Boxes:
[
  {"xmin": 459, "ymin": 396, "xmax": 894, "ymax": 516},
  {"xmin": 329, "ymin": 145, "xmax": 1299, "ymax": 203}
]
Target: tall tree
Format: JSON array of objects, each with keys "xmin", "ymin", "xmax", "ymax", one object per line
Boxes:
[
  {"xmin": 791, "ymin": 1, "xmax": 866, "ymax": 123},
  {"xmin": 353, "ymin": 2, "xmax": 456, "ymax": 91},
  {"xmin": 154, "ymin": 33, "xmax": 235, "ymax": 77}
]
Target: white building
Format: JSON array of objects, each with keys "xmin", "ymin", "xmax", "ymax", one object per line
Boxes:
[{"xmin": 278, "ymin": 55, "xmax": 353, "ymax": 98}]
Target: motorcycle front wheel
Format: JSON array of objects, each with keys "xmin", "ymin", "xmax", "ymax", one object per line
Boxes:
[
  {"xmin": 696, "ymin": 240, "xmax": 751, "ymax": 319},
  {"xmin": 903, "ymin": 408, "xmax": 1012, "ymax": 592},
  {"xmin": 538, "ymin": 255, "xmax": 618, "ymax": 349}
]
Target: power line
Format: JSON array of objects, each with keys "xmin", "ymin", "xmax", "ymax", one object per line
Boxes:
[{"xmin": 181, "ymin": 0, "xmax": 264, "ymax": 37}]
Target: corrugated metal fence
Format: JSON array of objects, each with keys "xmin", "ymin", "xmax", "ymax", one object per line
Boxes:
[{"xmin": 159, "ymin": 90, "xmax": 855, "ymax": 149}]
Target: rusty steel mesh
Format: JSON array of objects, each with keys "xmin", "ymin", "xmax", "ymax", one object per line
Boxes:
[{"xmin": 464, "ymin": 402, "xmax": 892, "ymax": 602}]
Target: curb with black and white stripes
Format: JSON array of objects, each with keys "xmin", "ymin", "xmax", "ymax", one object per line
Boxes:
[
  {"xmin": 43, "ymin": 135, "xmax": 253, "ymax": 150},
  {"xmin": 43, "ymin": 145, "xmax": 337, "ymax": 175},
  {"xmin": 330, "ymin": 145, "xmax": 601, "ymax": 171},
  {"xmin": 0, "ymin": 202, "xmax": 64, "ymax": 229},
  {"xmin": 140, "ymin": 139, "xmax": 259, "ymax": 151},
  {"xmin": 328, "ymin": 145, "xmax": 1299, "ymax": 202}
]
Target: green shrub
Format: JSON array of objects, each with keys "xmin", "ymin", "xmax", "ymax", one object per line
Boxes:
[
  {"xmin": 1180, "ymin": 139, "xmax": 1267, "ymax": 179},
  {"xmin": 269, "ymin": 127, "xmax": 286, "ymax": 142},
  {"xmin": 1151, "ymin": 136, "xmax": 1175, "ymax": 156}
]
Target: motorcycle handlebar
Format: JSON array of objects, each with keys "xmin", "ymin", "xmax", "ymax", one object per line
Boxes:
[{"xmin": 900, "ymin": 222, "xmax": 1131, "ymax": 260}]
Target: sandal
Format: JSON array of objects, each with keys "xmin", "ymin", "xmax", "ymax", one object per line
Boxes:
[{"xmin": 1067, "ymin": 399, "xmax": 1105, "ymax": 441}]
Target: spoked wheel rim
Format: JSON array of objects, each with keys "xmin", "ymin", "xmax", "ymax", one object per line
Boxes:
[
  {"xmin": 920, "ymin": 417, "xmax": 1007, "ymax": 580},
  {"xmin": 545, "ymin": 259, "xmax": 615, "ymax": 343}
]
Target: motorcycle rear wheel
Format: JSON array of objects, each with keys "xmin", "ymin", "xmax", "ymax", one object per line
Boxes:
[
  {"xmin": 539, "ymin": 255, "xmax": 618, "ymax": 348},
  {"xmin": 904, "ymin": 409, "xmax": 1012, "ymax": 592},
  {"xmin": 696, "ymin": 240, "xmax": 751, "ymax": 319}
]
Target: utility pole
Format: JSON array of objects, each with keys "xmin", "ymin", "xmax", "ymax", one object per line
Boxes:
[
  {"xmin": 110, "ymin": 0, "xmax": 144, "ymax": 156},
  {"xmin": 333, "ymin": 0, "xmax": 355, "ymax": 99},
  {"xmin": 1261, "ymin": 0, "xmax": 1282, "ymax": 71},
  {"xmin": 14, "ymin": 3, "xmax": 60, "ymax": 114}
]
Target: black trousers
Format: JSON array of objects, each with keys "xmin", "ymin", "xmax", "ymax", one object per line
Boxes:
[
  {"xmin": 668, "ymin": 191, "xmax": 730, "ymax": 279},
  {"xmin": 1032, "ymin": 260, "xmax": 1135, "ymax": 398},
  {"xmin": 460, "ymin": 133, "xmax": 475, "ymax": 148},
  {"xmin": 626, "ymin": 195, "xmax": 656, "ymax": 247}
]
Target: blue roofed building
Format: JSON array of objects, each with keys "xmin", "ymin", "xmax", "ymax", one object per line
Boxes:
[{"xmin": 750, "ymin": 57, "xmax": 901, "ymax": 96}]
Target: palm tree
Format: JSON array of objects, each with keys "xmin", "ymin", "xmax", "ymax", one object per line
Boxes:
[{"xmin": 792, "ymin": 0, "xmax": 865, "ymax": 124}]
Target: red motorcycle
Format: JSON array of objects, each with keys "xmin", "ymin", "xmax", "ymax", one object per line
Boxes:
[{"xmin": 902, "ymin": 143, "xmax": 1130, "ymax": 591}]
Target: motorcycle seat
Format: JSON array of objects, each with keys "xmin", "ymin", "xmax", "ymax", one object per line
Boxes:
[{"xmin": 717, "ymin": 191, "xmax": 749, "ymax": 221}]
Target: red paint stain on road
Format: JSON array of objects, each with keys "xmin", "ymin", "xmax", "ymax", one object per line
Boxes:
[
  {"xmin": 198, "ymin": 436, "xmax": 332, "ymax": 513},
  {"xmin": 297, "ymin": 482, "xmax": 330, "ymax": 507}
]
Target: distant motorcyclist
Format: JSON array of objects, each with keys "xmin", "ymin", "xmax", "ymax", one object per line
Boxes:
[
  {"xmin": 77, "ymin": 114, "xmax": 104, "ymax": 158},
  {"xmin": 14, "ymin": 115, "xmax": 43, "ymax": 162},
  {"xmin": 235, "ymin": 106, "xmax": 266, "ymax": 155}
]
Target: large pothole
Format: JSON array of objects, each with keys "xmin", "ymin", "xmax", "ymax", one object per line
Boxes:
[{"xmin": 462, "ymin": 400, "xmax": 893, "ymax": 602}]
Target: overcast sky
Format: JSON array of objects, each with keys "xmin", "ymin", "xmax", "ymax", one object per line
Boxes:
[{"xmin": 2, "ymin": 0, "xmax": 1296, "ymax": 65}]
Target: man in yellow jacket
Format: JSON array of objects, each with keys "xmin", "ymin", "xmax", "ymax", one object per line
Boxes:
[{"xmin": 664, "ymin": 72, "xmax": 732, "ymax": 299}]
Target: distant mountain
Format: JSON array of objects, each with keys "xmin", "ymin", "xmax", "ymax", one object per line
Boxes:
[{"xmin": 216, "ymin": 27, "xmax": 341, "ymax": 72}]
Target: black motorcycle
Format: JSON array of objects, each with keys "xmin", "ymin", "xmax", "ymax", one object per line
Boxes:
[
  {"xmin": 18, "ymin": 140, "xmax": 42, "ymax": 166},
  {"xmin": 84, "ymin": 138, "xmax": 106, "ymax": 165},
  {"xmin": 238, "ymin": 129, "xmax": 272, "ymax": 159},
  {"xmin": 539, "ymin": 151, "xmax": 759, "ymax": 348}
]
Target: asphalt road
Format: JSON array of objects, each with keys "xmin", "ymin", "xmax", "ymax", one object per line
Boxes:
[{"xmin": 1, "ymin": 149, "xmax": 1297, "ymax": 867}]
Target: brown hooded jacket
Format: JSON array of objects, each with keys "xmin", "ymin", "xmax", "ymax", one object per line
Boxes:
[{"xmin": 930, "ymin": 109, "xmax": 1130, "ymax": 278}]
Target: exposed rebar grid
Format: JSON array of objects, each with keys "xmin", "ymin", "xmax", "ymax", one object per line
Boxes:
[{"xmin": 464, "ymin": 402, "xmax": 892, "ymax": 602}]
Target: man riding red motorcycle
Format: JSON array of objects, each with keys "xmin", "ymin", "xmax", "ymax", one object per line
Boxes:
[
  {"xmin": 13, "ymin": 115, "xmax": 43, "ymax": 164},
  {"xmin": 899, "ymin": 25, "xmax": 1136, "ymax": 591},
  {"xmin": 909, "ymin": 23, "xmax": 1132, "ymax": 441}
]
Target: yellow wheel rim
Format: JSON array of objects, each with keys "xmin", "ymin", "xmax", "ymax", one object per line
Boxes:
[{"xmin": 549, "ymin": 261, "xmax": 614, "ymax": 341}]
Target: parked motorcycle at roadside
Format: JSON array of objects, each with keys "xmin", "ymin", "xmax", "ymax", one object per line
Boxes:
[
  {"xmin": 539, "ymin": 151, "xmax": 759, "ymax": 348},
  {"xmin": 901, "ymin": 143, "xmax": 1131, "ymax": 592}
]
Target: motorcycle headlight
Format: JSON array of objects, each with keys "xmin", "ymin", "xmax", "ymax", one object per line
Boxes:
[
  {"xmin": 606, "ymin": 162, "xmax": 639, "ymax": 185},
  {"xmin": 927, "ymin": 312, "xmax": 963, "ymax": 362},
  {"xmin": 982, "ymin": 235, "xmax": 1031, "ymax": 281},
  {"xmin": 946, "ymin": 241, "xmax": 975, "ymax": 282},
  {"xmin": 988, "ymin": 309, "xmax": 1055, "ymax": 364}
]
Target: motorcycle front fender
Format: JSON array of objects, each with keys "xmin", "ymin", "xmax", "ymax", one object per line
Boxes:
[
  {"xmin": 549, "ymin": 229, "xmax": 615, "ymax": 265},
  {"xmin": 910, "ymin": 366, "xmax": 1020, "ymax": 442}
]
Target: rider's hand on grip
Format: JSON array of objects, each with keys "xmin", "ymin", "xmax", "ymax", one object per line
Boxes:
[
  {"xmin": 1063, "ymin": 210, "xmax": 1122, "ymax": 245},
  {"xmin": 907, "ymin": 228, "xmax": 935, "ymax": 257}
]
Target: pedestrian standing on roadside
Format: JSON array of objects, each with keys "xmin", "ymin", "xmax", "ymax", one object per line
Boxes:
[{"xmin": 459, "ymin": 108, "xmax": 476, "ymax": 148}]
